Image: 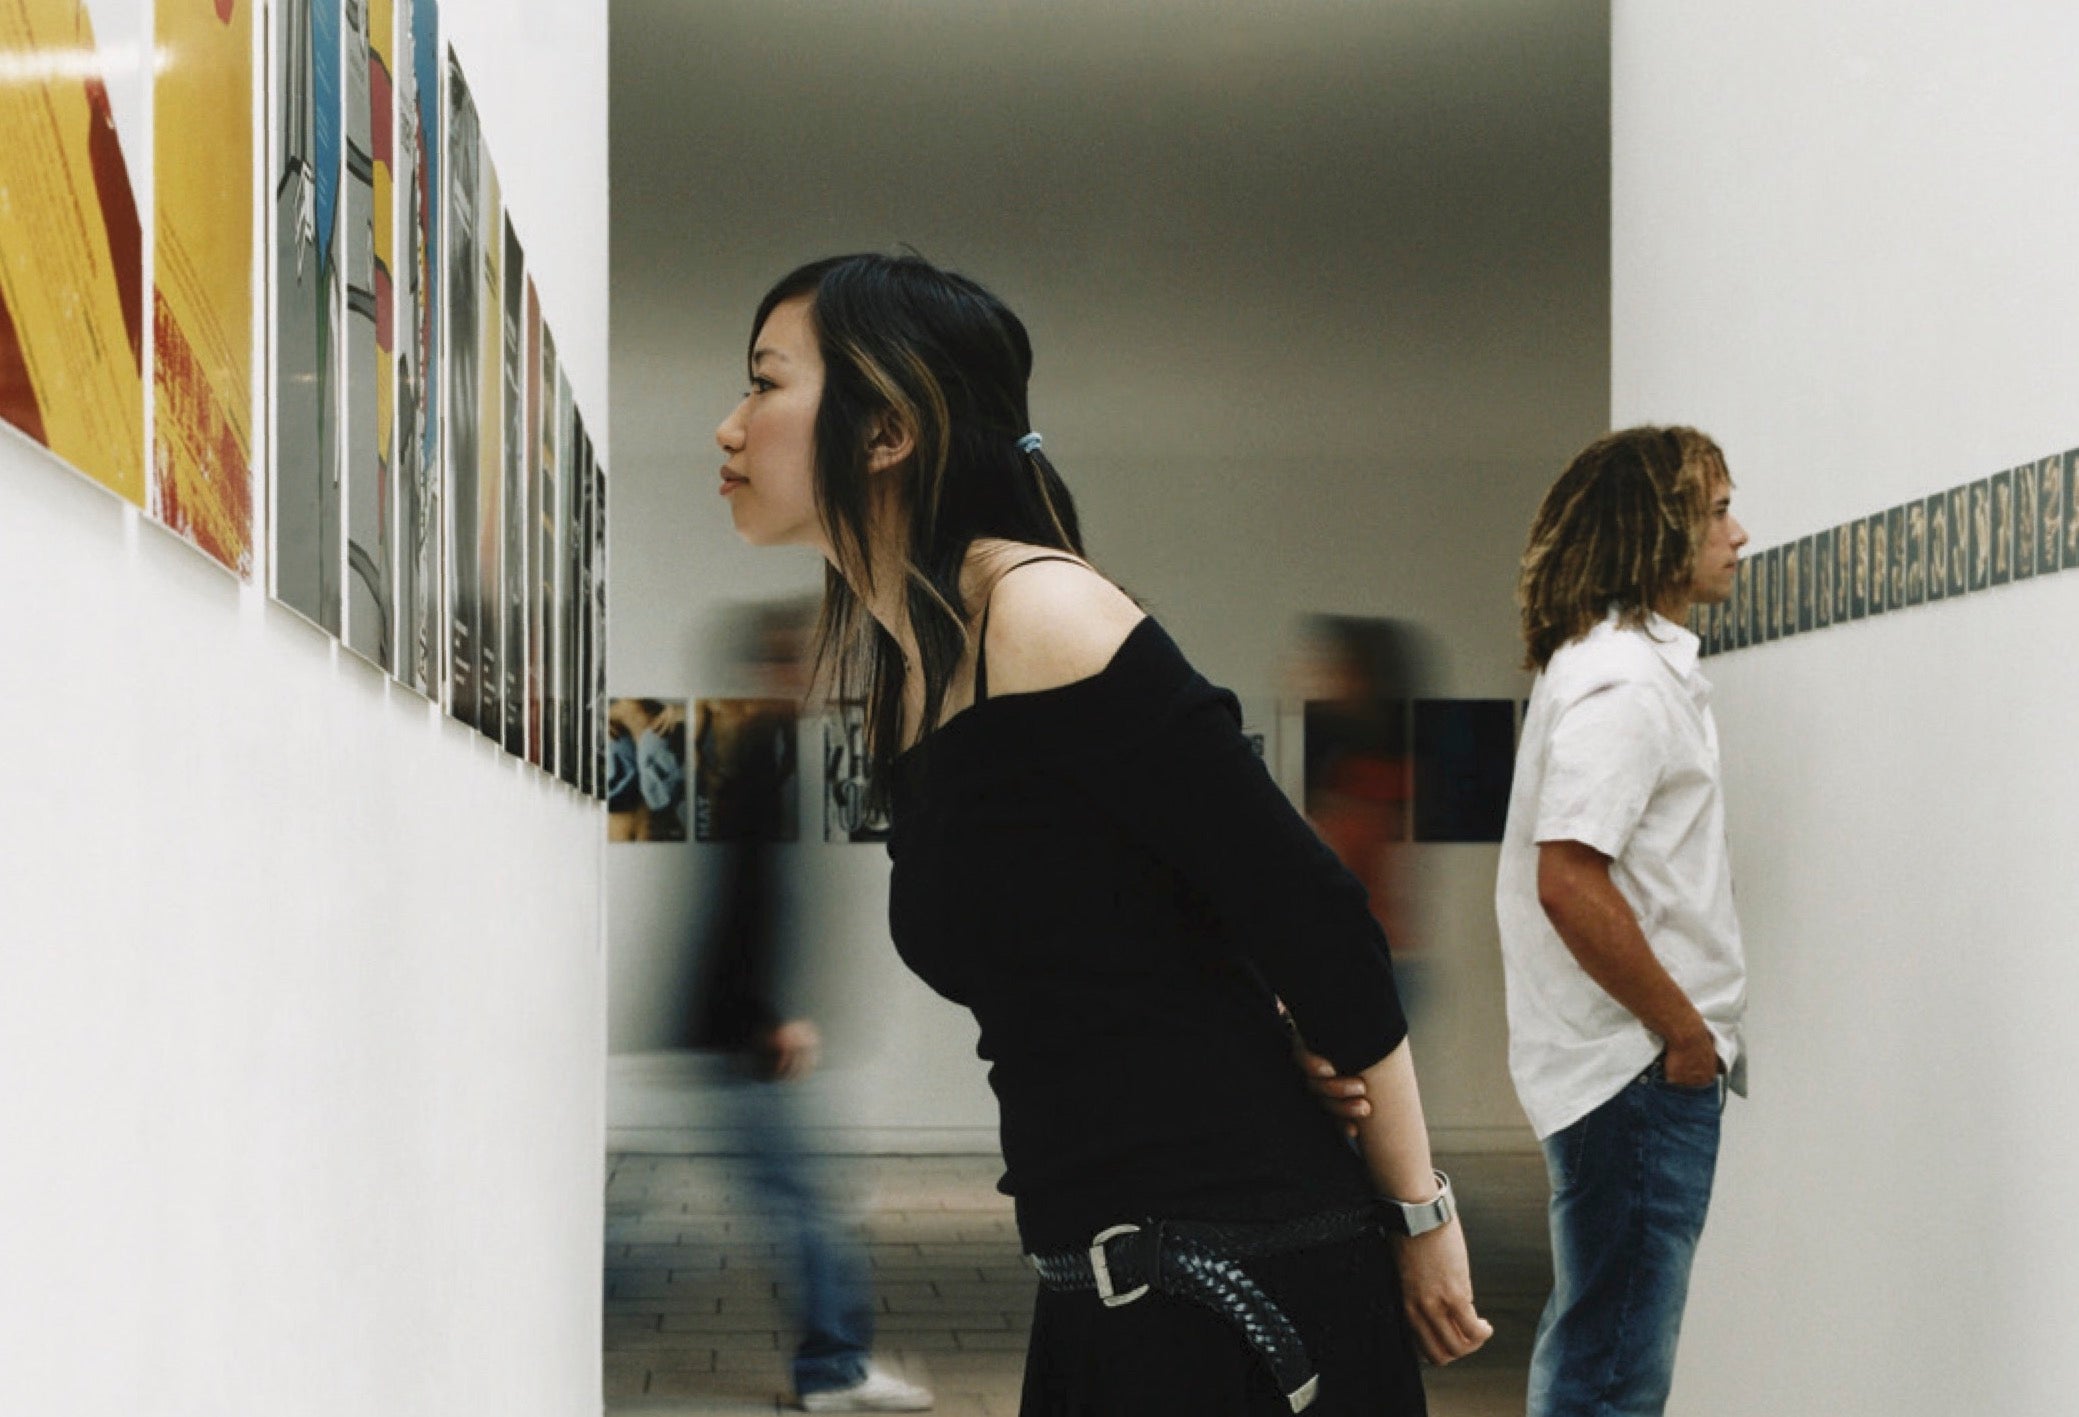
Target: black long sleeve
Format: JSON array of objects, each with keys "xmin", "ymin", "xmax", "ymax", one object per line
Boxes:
[
  {"xmin": 1058, "ymin": 635, "xmax": 1407, "ymax": 1077},
  {"xmin": 888, "ymin": 617, "xmax": 1408, "ymax": 1249}
]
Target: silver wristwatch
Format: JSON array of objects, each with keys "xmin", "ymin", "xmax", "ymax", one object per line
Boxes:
[{"xmin": 1382, "ymin": 1169, "xmax": 1456, "ymax": 1237}]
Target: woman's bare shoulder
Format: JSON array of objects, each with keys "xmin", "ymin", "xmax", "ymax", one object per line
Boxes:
[{"xmin": 976, "ymin": 549, "xmax": 1145, "ymax": 696}]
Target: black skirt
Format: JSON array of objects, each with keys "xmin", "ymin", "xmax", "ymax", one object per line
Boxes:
[{"xmin": 1018, "ymin": 1231, "xmax": 1428, "ymax": 1416}]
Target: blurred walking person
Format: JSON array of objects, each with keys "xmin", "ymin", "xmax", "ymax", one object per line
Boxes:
[{"xmin": 688, "ymin": 602, "xmax": 931, "ymax": 1413}]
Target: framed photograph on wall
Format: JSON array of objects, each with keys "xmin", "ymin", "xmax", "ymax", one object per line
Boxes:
[
  {"xmin": 1945, "ymin": 487, "xmax": 1968, "ymax": 598},
  {"xmin": 1989, "ymin": 468, "xmax": 2012, "ymax": 586},
  {"xmin": 559, "ymin": 397, "xmax": 586, "ymax": 785},
  {"xmin": 1753, "ymin": 546, "xmax": 1771, "ymax": 640},
  {"xmin": 1870, "ymin": 511, "xmax": 1891, "ymax": 614},
  {"xmin": 1968, "ymin": 477, "xmax": 1992, "ymax": 592},
  {"xmin": 1761, "ymin": 546, "xmax": 1780, "ymax": 640},
  {"xmin": 606, "ymin": 697, "xmax": 686, "ymax": 842},
  {"xmin": 1412, "ymin": 700, "xmax": 1514, "ymax": 843},
  {"xmin": 589, "ymin": 419, "xmax": 606, "ymax": 796},
  {"xmin": 1832, "ymin": 522, "xmax": 1852, "ymax": 623},
  {"xmin": 694, "ymin": 698, "xmax": 799, "ymax": 844},
  {"xmin": 1738, "ymin": 560, "xmax": 1754, "ymax": 652},
  {"xmin": 1776, "ymin": 540, "xmax": 1797, "ymax": 638},
  {"xmin": 2012, "ymin": 460, "xmax": 2037, "ymax": 581},
  {"xmin": 822, "ymin": 705, "xmax": 891, "ymax": 843},
  {"xmin": 1, "ymin": 0, "xmax": 151, "ymax": 510},
  {"xmin": 1904, "ymin": 499, "xmax": 1927, "ymax": 607},
  {"xmin": 443, "ymin": 52, "xmax": 484, "ymax": 729},
  {"xmin": 470, "ymin": 157, "xmax": 505, "ymax": 744},
  {"xmin": 498, "ymin": 217, "xmax": 528, "ymax": 757},
  {"xmin": 1849, "ymin": 517, "xmax": 1869, "ymax": 619},
  {"xmin": 590, "ymin": 441, "xmax": 608, "ymax": 800},
  {"xmin": 394, "ymin": 0, "xmax": 443, "ymax": 700},
  {"xmin": 1885, "ymin": 504, "xmax": 1906, "ymax": 609},
  {"xmin": 1925, "ymin": 492, "xmax": 1949, "ymax": 603},
  {"xmin": 521, "ymin": 284, "xmax": 545, "ymax": 764},
  {"xmin": 1870, "ymin": 508, "xmax": 1892, "ymax": 612},
  {"xmin": 2035, "ymin": 453, "xmax": 2063, "ymax": 575},
  {"xmin": 1780, "ymin": 543, "xmax": 1797, "ymax": 639},
  {"xmin": 1794, "ymin": 535, "xmax": 1813, "ymax": 634},
  {"xmin": 1733, "ymin": 561, "xmax": 1753, "ymax": 649},
  {"xmin": 342, "ymin": 0, "xmax": 387, "ymax": 664},
  {"xmin": 1812, "ymin": 528, "xmax": 1833, "ymax": 630},
  {"xmin": 2065, "ymin": 449, "xmax": 2079, "ymax": 569},
  {"xmin": 153, "ymin": 0, "xmax": 258, "ymax": 578},
  {"xmin": 574, "ymin": 417, "xmax": 597, "ymax": 792},
  {"xmin": 275, "ymin": 0, "xmax": 344, "ymax": 632},
  {"xmin": 1717, "ymin": 566, "xmax": 1732, "ymax": 652}
]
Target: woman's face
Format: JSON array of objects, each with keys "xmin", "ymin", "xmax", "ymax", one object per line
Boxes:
[{"xmin": 714, "ymin": 295, "xmax": 828, "ymax": 554}]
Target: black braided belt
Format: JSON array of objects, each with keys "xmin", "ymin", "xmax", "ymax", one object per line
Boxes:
[{"xmin": 1024, "ymin": 1202, "xmax": 1387, "ymax": 1414}]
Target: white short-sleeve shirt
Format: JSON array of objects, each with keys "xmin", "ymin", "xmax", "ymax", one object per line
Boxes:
[{"xmin": 1496, "ymin": 611, "xmax": 1748, "ymax": 1139}]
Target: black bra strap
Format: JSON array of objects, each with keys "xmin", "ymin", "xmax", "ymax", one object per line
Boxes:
[{"xmin": 975, "ymin": 556, "xmax": 1085, "ymax": 703}]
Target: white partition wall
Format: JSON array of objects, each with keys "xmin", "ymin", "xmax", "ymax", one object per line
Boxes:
[
  {"xmin": 1613, "ymin": 4, "xmax": 2079, "ymax": 1412},
  {"xmin": 0, "ymin": 2, "xmax": 609, "ymax": 1414}
]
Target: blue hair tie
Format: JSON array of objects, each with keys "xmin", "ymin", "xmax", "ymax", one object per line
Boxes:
[{"xmin": 1016, "ymin": 432, "xmax": 1043, "ymax": 454}]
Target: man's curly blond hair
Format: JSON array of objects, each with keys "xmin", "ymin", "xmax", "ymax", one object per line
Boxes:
[{"xmin": 1518, "ymin": 426, "xmax": 1729, "ymax": 671}]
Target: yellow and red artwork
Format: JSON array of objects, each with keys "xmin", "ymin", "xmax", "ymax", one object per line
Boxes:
[
  {"xmin": 152, "ymin": 0, "xmax": 255, "ymax": 575},
  {"xmin": 0, "ymin": 0, "xmax": 148, "ymax": 504}
]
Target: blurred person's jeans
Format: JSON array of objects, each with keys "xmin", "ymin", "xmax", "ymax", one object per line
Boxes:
[
  {"xmin": 722, "ymin": 1071, "xmax": 875, "ymax": 1396},
  {"xmin": 1527, "ymin": 1063, "xmax": 1724, "ymax": 1417}
]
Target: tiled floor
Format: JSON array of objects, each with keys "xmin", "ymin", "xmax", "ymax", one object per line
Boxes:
[{"xmin": 604, "ymin": 1150, "xmax": 1551, "ymax": 1416}]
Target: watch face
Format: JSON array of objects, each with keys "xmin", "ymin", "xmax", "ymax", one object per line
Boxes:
[
  {"xmin": 1387, "ymin": 1172, "xmax": 1455, "ymax": 1236},
  {"xmin": 1409, "ymin": 1195, "xmax": 1451, "ymax": 1236}
]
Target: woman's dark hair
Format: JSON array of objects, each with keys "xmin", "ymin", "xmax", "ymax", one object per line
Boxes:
[
  {"xmin": 1516, "ymin": 425, "xmax": 1729, "ymax": 670},
  {"xmin": 749, "ymin": 253, "xmax": 1085, "ymax": 807}
]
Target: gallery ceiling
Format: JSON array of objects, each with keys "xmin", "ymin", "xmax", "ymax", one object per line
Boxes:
[{"xmin": 608, "ymin": 0, "xmax": 1609, "ymax": 471}]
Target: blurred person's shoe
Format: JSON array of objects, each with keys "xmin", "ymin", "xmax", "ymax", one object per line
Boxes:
[{"xmin": 799, "ymin": 1362, "xmax": 934, "ymax": 1412}]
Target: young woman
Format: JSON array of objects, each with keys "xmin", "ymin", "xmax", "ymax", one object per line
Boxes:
[{"xmin": 714, "ymin": 253, "xmax": 1489, "ymax": 1414}]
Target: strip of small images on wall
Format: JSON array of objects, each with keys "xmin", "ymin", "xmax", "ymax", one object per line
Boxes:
[{"xmin": 1696, "ymin": 448, "xmax": 2079, "ymax": 657}]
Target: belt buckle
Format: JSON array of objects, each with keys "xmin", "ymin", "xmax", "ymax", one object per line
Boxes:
[{"xmin": 1089, "ymin": 1223, "xmax": 1149, "ymax": 1307}]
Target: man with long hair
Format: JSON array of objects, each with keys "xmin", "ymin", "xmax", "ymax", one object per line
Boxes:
[{"xmin": 1499, "ymin": 426, "xmax": 1749, "ymax": 1417}]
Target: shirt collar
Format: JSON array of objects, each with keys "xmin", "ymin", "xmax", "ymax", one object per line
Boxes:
[
  {"xmin": 1640, "ymin": 609, "xmax": 1700, "ymax": 677},
  {"xmin": 1604, "ymin": 605, "xmax": 1708, "ymax": 697}
]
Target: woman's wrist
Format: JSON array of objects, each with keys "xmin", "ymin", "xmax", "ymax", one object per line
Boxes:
[
  {"xmin": 1380, "ymin": 1169, "xmax": 1456, "ymax": 1237},
  {"xmin": 1382, "ymin": 1168, "xmax": 1447, "ymax": 1205}
]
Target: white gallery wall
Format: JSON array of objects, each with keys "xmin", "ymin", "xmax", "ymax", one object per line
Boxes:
[
  {"xmin": 1613, "ymin": 3, "xmax": 2079, "ymax": 1411},
  {"xmin": 606, "ymin": 0, "xmax": 1611, "ymax": 1154},
  {"xmin": 0, "ymin": 3, "xmax": 609, "ymax": 1415}
]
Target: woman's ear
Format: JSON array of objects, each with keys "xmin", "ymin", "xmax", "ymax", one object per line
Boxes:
[{"xmin": 863, "ymin": 408, "xmax": 916, "ymax": 475}]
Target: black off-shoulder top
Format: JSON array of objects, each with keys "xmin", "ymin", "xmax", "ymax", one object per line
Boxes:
[{"xmin": 886, "ymin": 616, "xmax": 1408, "ymax": 1251}]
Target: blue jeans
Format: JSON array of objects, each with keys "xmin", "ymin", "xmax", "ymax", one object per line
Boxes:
[
  {"xmin": 1527, "ymin": 1064, "xmax": 1724, "ymax": 1417},
  {"xmin": 722, "ymin": 1074, "xmax": 875, "ymax": 1396}
]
